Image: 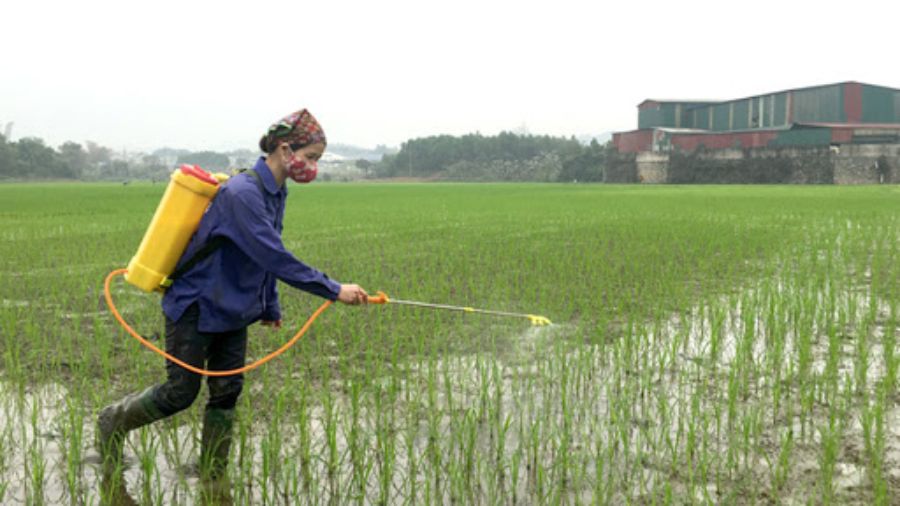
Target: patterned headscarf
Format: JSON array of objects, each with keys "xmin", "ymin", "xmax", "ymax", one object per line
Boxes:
[{"xmin": 260, "ymin": 108, "xmax": 327, "ymax": 153}]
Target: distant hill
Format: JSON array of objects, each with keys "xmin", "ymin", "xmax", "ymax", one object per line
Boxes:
[
  {"xmin": 576, "ymin": 132, "xmax": 613, "ymax": 145},
  {"xmin": 327, "ymin": 143, "xmax": 397, "ymax": 161}
]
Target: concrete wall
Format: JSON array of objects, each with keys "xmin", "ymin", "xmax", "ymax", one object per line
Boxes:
[
  {"xmin": 666, "ymin": 147, "xmax": 833, "ymax": 184},
  {"xmin": 612, "ymin": 143, "xmax": 900, "ymax": 184},
  {"xmin": 635, "ymin": 153, "xmax": 670, "ymax": 183},
  {"xmin": 832, "ymin": 144, "xmax": 900, "ymax": 184}
]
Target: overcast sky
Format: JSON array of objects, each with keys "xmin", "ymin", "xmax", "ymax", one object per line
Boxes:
[{"xmin": 1, "ymin": 0, "xmax": 896, "ymax": 152}]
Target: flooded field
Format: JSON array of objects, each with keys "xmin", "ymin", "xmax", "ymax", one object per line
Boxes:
[{"xmin": 0, "ymin": 183, "xmax": 898, "ymax": 504}]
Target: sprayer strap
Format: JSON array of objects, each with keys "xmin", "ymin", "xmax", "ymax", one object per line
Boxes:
[
  {"xmin": 164, "ymin": 236, "xmax": 228, "ymax": 287},
  {"xmin": 160, "ymin": 169, "xmax": 263, "ymax": 290}
]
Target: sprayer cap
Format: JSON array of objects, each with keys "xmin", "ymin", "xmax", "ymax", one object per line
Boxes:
[{"xmin": 179, "ymin": 164, "xmax": 218, "ymax": 186}]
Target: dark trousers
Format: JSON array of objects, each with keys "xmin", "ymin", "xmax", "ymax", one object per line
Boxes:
[{"xmin": 150, "ymin": 304, "xmax": 248, "ymax": 416}]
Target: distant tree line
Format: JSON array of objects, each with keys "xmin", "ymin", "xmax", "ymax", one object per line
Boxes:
[
  {"xmin": 0, "ymin": 134, "xmax": 258, "ymax": 181},
  {"xmin": 0, "ymin": 131, "xmax": 611, "ymax": 182},
  {"xmin": 0, "ymin": 135, "xmax": 119, "ymax": 180},
  {"xmin": 375, "ymin": 132, "xmax": 610, "ymax": 182}
]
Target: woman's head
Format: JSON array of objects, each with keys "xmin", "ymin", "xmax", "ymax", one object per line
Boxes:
[{"xmin": 260, "ymin": 109, "xmax": 327, "ymax": 183}]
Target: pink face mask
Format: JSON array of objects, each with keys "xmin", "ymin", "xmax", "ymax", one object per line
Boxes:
[{"xmin": 287, "ymin": 156, "xmax": 318, "ymax": 183}]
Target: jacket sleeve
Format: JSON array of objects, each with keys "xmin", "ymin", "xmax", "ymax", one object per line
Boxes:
[
  {"xmin": 261, "ymin": 276, "xmax": 281, "ymax": 321},
  {"xmin": 221, "ymin": 184, "xmax": 342, "ymax": 301}
]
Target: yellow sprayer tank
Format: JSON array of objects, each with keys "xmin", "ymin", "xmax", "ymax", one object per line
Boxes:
[{"xmin": 125, "ymin": 165, "xmax": 221, "ymax": 292}]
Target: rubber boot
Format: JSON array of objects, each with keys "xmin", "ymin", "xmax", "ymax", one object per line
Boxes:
[
  {"xmin": 101, "ymin": 481, "xmax": 139, "ymax": 506},
  {"xmin": 199, "ymin": 408, "xmax": 236, "ymax": 482},
  {"xmin": 96, "ymin": 387, "xmax": 165, "ymax": 492},
  {"xmin": 199, "ymin": 477, "xmax": 235, "ymax": 506}
]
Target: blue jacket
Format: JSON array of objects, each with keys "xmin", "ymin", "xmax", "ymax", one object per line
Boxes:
[{"xmin": 162, "ymin": 157, "xmax": 342, "ymax": 332}]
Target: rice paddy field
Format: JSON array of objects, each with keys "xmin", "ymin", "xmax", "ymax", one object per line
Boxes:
[{"xmin": 1, "ymin": 182, "xmax": 899, "ymax": 505}]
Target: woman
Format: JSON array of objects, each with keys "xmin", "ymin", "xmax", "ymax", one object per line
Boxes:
[{"xmin": 96, "ymin": 109, "xmax": 368, "ymax": 490}]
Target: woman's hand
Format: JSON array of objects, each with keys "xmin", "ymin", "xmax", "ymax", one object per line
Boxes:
[{"xmin": 338, "ymin": 284, "xmax": 369, "ymax": 305}]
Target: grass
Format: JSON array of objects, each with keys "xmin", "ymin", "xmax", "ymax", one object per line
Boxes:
[{"xmin": 0, "ymin": 182, "xmax": 898, "ymax": 504}]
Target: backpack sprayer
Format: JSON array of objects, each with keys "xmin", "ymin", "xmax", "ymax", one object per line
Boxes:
[{"xmin": 104, "ymin": 165, "xmax": 551, "ymax": 377}]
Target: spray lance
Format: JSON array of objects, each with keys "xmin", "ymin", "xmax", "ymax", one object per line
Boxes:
[
  {"xmin": 366, "ymin": 291, "xmax": 551, "ymax": 326},
  {"xmin": 104, "ymin": 165, "xmax": 551, "ymax": 377}
]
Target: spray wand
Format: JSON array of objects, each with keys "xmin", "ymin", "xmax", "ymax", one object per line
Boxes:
[{"xmin": 366, "ymin": 291, "xmax": 552, "ymax": 326}]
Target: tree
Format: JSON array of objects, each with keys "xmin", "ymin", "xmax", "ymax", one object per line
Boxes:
[
  {"xmin": 85, "ymin": 141, "xmax": 112, "ymax": 166},
  {"xmin": 139, "ymin": 154, "xmax": 169, "ymax": 181},
  {"xmin": 16, "ymin": 137, "xmax": 71, "ymax": 178},
  {"xmin": 374, "ymin": 132, "xmax": 587, "ymax": 180},
  {"xmin": 0, "ymin": 134, "xmax": 16, "ymax": 179},
  {"xmin": 85, "ymin": 141, "xmax": 113, "ymax": 178},
  {"xmin": 108, "ymin": 160, "xmax": 130, "ymax": 180},
  {"xmin": 355, "ymin": 159, "xmax": 374, "ymax": 178},
  {"xmin": 58, "ymin": 142, "xmax": 88, "ymax": 179},
  {"xmin": 558, "ymin": 139, "xmax": 608, "ymax": 182},
  {"xmin": 226, "ymin": 149, "xmax": 257, "ymax": 169},
  {"xmin": 177, "ymin": 151, "xmax": 230, "ymax": 171}
]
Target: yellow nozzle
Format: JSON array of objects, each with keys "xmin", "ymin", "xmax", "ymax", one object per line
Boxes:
[{"xmin": 527, "ymin": 315, "xmax": 552, "ymax": 326}]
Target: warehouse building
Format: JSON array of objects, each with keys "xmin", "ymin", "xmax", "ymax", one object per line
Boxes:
[
  {"xmin": 609, "ymin": 82, "xmax": 900, "ymax": 184},
  {"xmin": 615, "ymin": 82, "xmax": 900, "ymax": 153}
]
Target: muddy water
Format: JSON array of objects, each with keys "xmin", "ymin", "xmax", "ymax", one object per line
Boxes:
[
  {"xmin": 1, "ymin": 283, "xmax": 897, "ymax": 504},
  {"xmin": 0, "ymin": 381, "xmax": 102, "ymax": 505},
  {"xmin": 0, "ymin": 322, "xmax": 574, "ymax": 505},
  {"xmin": 636, "ymin": 283, "xmax": 900, "ymax": 504},
  {"xmin": 0, "ymin": 380, "xmax": 239, "ymax": 505}
]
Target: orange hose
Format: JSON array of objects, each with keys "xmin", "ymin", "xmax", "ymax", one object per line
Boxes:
[{"xmin": 103, "ymin": 268, "xmax": 331, "ymax": 377}]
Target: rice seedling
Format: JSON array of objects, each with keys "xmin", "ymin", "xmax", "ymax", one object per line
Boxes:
[{"xmin": 0, "ymin": 183, "xmax": 897, "ymax": 504}]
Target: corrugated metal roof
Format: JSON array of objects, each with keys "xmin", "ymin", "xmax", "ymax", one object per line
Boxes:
[
  {"xmin": 621, "ymin": 125, "xmax": 798, "ymax": 135},
  {"xmin": 653, "ymin": 127, "xmax": 710, "ymax": 134},
  {"xmin": 615, "ymin": 122, "xmax": 900, "ymax": 140},
  {"xmin": 637, "ymin": 81, "xmax": 900, "ymax": 111},
  {"xmin": 795, "ymin": 122, "xmax": 900, "ymax": 130},
  {"xmin": 638, "ymin": 99, "xmax": 721, "ymax": 107},
  {"xmin": 768, "ymin": 81, "xmax": 900, "ymax": 97}
]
